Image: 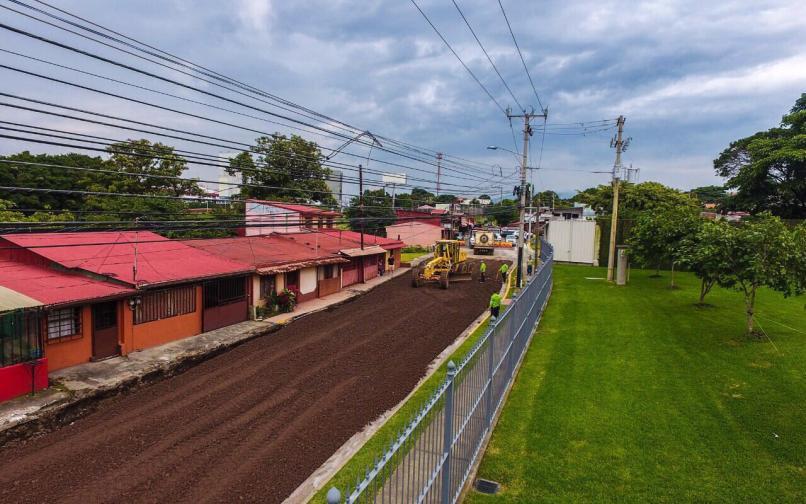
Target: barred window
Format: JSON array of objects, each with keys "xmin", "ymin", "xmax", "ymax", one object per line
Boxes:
[
  {"xmin": 204, "ymin": 276, "xmax": 247, "ymax": 308},
  {"xmin": 135, "ymin": 286, "xmax": 196, "ymax": 325},
  {"xmin": 47, "ymin": 308, "xmax": 82, "ymax": 341},
  {"xmin": 1, "ymin": 311, "xmax": 42, "ymax": 366},
  {"xmin": 323, "ymin": 264, "xmax": 335, "ymax": 279}
]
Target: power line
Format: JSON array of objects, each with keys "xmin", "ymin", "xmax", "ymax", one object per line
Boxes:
[
  {"xmin": 408, "ymin": 0, "xmax": 507, "ymax": 115},
  {"xmin": 450, "ymin": 0, "xmax": 525, "ymax": 112},
  {"xmin": 497, "ymin": 0, "xmax": 544, "ymax": 111}
]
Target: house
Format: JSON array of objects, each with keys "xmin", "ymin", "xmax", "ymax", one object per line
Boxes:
[
  {"xmin": 0, "ymin": 231, "xmax": 252, "ymax": 374},
  {"xmin": 386, "ymin": 220, "xmax": 443, "ymax": 248},
  {"xmin": 183, "ymin": 235, "xmax": 349, "ymax": 310},
  {"xmin": 279, "ymin": 231, "xmax": 387, "ymax": 287},
  {"xmin": 244, "ymin": 199, "xmax": 340, "ymax": 236},
  {"xmin": 0, "ymin": 285, "xmax": 47, "ymax": 402},
  {"xmin": 319, "ymin": 229, "xmax": 405, "ymax": 270}
]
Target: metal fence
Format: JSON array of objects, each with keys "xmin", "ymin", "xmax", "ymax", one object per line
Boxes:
[{"xmin": 327, "ymin": 241, "xmax": 554, "ymax": 504}]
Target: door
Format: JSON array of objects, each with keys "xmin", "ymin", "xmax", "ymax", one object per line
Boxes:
[{"xmin": 92, "ymin": 301, "xmax": 119, "ymax": 360}]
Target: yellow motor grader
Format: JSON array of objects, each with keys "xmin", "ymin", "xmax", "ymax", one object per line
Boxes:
[{"xmin": 411, "ymin": 240, "xmax": 473, "ymax": 289}]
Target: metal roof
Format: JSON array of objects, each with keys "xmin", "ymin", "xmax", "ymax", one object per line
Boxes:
[
  {"xmin": 278, "ymin": 231, "xmax": 387, "ymax": 257},
  {"xmin": 0, "ymin": 285, "xmax": 43, "ymax": 312},
  {"xmin": 182, "ymin": 236, "xmax": 348, "ymax": 274},
  {"xmin": 245, "ymin": 199, "xmax": 341, "ymax": 216},
  {"xmin": 1, "ymin": 232, "xmax": 252, "ymax": 288},
  {"xmin": 318, "ymin": 229, "xmax": 405, "ymax": 250},
  {"xmin": 0, "ymin": 259, "xmax": 135, "ymax": 307}
]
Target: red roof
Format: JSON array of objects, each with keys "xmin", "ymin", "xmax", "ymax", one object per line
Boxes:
[
  {"xmin": 277, "ymin": 231, "xmax": 386, "ymax": 257},
  {"xmin": 0, "ymin": 259, "xmax": 135, "ymax": 306},
  {"xmin": 319, "ymin": 229, "xmax": 404, "ymax": 250},
  {"xmin": 246, "ymin": 199, "xmax": 341, "ymax": 217},
  {"xmin": 182, "ymin": 236, "xmax": 347, "ymax": 273},
  {"xmin": 1, "ymin": 232, "xmax": 252, "ymax": 288}
]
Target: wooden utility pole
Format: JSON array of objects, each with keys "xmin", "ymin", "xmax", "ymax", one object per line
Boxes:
[
  {"xmin": 606, "ymin": 116, "xmax": 626, "ymax": 282},
  {"xmin": 508, "ymin": 108, "xmax": 548, "ymax": 288},
  {"xmin": 359, "ymin": 164, "xmax": 364, "ymax": 250}
]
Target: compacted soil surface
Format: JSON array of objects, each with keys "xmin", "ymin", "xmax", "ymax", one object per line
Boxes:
[{"xmin": 0, "ymin": 261, "xmax": 502, "ymax": 504}]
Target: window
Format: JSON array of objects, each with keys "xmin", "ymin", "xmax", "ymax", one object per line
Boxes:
[
  {"xmin": 1, "ymin": 310, "xmax": 42, "ymax": 366},
  {"xmin": 304, "ymin": 216, "xmax": 314, "ymax": 228},
  {"xmin": 135, "ymin": 285, "xmax": 196, "ymax": 325},
  {"xmin": 204, "ymin": 276, "xmax": 247, "ymax": 308},
  {"xmin": 47, "ymin": 307, "xmax": 82, "ymax": 341},
  {"xmin": 317, "ymin": 217, "xmax": 324, "ymax": 228},
  {"xmin": 323, "ymin": 264, "xmax": 335, "ymax": 279},
  {"xmin": 326, "ymin": 217, "xmax": 334, "ymax": 229},
  {"xmin": 260, "ymin": 275, "xmax": 276, "ymax": 299},
  {"xmin": 285, "ymin": 270, "xmax": 300, "ymax": 288}
]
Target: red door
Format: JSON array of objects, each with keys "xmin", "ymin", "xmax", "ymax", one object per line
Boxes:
[{"xmin": 342, "ymin": 260, "xmax": 359, "ymax": 287}]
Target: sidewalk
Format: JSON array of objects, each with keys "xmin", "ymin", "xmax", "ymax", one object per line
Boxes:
[{"xmin": 0, "ymin": 267, "xmax": 409, "ymax": 444}]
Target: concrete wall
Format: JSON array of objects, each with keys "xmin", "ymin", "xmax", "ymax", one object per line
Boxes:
[
  {"xmin": 0, "ymin": 358, "xmax": 48, "ymax": 402},
  {"xmin": 386, "ymin": 222, "xmax": 441, "ymax": 248},
  {"xmin": 300, "ymin": 267, "xmax": 317, "ymax": 295}
]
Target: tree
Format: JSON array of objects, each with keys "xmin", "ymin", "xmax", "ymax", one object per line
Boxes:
[
  {"xmin": 344, "ymin": 189, "xmax": 395, "ymax": 237},
  {"xmin": 435, "ymin": 194, "xmax": 457, "ymax": 204},
  {"xmin": 713, "ymin": 213, "xmax": 802, "ymax": 335},
  {"xmin": 226, "ymin": 134, "xmax": 335, "ymax": 205},
  {"xmin": 628, "ymin": 205, "xmax": 702, "ymax": 286},
  {"xmin": 485, "ymin": 199, "xmax": 518, "ymax": 226},
  {"xmin": 714, "ymin": 94, "xmax": 806, "ymax": 218},
  {"xmin": 679, "ymin": 220, "xmax": 735, "ymax": 304},
  {"xmin": 0, "ymin": 151, "xmax": 109, "ymax": 212},
  {"xmin": 99, "ymin": 139, "xmax": 202, "ymax": 197},
  {"xmin": 689, "ymin": 185, "xmax": 727, "ymax": 207},
  {"xmin": 575, "ymin": 181, "xmax": 697, "ymax": 218},
  {"xmin": 395, "ymin": 187, "xmax": 435, "ymax": 209},
  {"xmin": 532, "ymin": 190, "xmax": 564, "ymax": 208}
]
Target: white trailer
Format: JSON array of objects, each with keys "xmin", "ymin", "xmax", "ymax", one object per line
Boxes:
[{"xmin": 545, "ymin": 219, "xmax": 600, "ymax": 265}]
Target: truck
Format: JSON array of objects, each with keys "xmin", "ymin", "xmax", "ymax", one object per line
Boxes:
[{"xmin": 472, "ymin": 229, "xmax": 495, "ymax": 256}]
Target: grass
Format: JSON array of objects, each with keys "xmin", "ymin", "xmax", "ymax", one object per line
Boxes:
[
  {"xmin": 314, "ymin": 272, "xmax": 516, "ymax": 501},
  {"xmin": 467, "ymin": 265, "xmax": 805, "ymax": 503},
  {"xmin": 401, "ymin": 251, "xmax": 428, "ymax": 264}
]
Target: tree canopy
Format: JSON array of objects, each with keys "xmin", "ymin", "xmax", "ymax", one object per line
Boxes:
[
  {"xmin": 344, "ymin": 188, "xmax": 395, "ymax": 237},
  {"xmin": 575, "ymin": 181, "xmax": 698, "ymax": 218},
  {"xmin": 714, "ymin": 93, "xmax": 806, "ymax": 218},
  {"xmin": 226, "ymin": 134, "xmax": 335, "ymax": 205}
]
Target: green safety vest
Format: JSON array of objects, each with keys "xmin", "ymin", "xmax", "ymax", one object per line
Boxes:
[
  {"xmin": 490, "ymin": 293, "xmax": 502, "ymax": 309},
  {"xmin": 499, "ymin": 263, "xmax": 509, "ymax": 273},
  {"xmin": 480, "ymin": 262, "xmax": 487, "ymax": 273}
]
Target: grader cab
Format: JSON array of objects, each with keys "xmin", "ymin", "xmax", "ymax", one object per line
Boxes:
[{"xmin": 411, "ymin": 240, "xmax": 473, "ymax": 289}]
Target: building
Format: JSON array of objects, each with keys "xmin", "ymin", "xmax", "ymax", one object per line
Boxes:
[
  {"xmin": 319, "ymin": 229, "xmax": 405, "ymax": 270},
  {"xmin": 386, "ymin": 220, "xmax": 443, "ymax": 248},
  {"xmin": 325, "ymin": 169, "xmax": 344, "ymax": 206},
  {"xmin": 0, "ymin": 231, "xmax": 252, "ymax": 375},
  {"xmin": 0, "ymin": 286, "xmax": 46, "ymax": 402},
  {"xmin": 183, "ymin": 235, "xmax": 349, "ymax": 310},
  {"xmin": 280, "ymin": 231, "xmax": 387, "ymax": 287},
  {"xmin": 244, "ymin": 199, "xmax": 340, "ymax": 236}
]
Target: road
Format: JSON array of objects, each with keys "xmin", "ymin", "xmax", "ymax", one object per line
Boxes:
[{"xmin": 0, "ymin": 263, "xmax": 503, "ymax": 504}]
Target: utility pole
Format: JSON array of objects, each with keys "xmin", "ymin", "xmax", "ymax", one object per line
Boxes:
[
  {"xmin": 508, "ymin": 108, "xmax": 547, "ymax": 288},
  {"xmin": 359, "ymin": 164, "xmax": 364, "ymax": 250},
  {"xmin": 435, "ymin": 152, "xmax": 443, "ymax": 196},
  {"xmin": 606, "ymin": 115, "xmax": 626, "ymax": 282}
]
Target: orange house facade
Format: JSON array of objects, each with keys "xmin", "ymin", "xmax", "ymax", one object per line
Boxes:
[{"xmin": 0, "ymin": 232, "xmax": 252, "ymax": 384}]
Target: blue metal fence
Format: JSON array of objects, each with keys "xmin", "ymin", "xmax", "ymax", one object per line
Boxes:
[{"xmin": 327, "ymin": 241, "xmax": 554, "ymax": 503}]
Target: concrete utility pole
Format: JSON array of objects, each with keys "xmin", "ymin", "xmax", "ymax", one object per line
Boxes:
[
  {"xmin": 436, "ymin": 152, "xmax": 443, "ymax": 196},
  {"xmin": 508, "ymin": 108, "xmax": 548, "ymax": 288},
  {"xmin": 606, "ymin": 115, "xmax": 626, "ymax": 282}
]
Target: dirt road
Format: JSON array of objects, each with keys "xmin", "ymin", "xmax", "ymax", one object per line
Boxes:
[{"xmin": 0, "ymin": 263, "xmax": 502, "ymax": 503}]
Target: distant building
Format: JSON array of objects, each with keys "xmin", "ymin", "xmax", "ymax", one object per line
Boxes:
[{"xmin": 325, "ymin": 169, "xmax": 344, "ymax": 206}]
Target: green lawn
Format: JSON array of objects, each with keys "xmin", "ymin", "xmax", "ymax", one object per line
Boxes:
[
  {"xmin": 401, "ymin": 251, "xmax": 428, "ymax": 264},
  {"xmin": 468, "ymin": 264, "xmax": 805, "ymax": 503}
]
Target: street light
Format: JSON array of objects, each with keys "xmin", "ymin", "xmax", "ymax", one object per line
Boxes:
[{"xmin": 486, "ymin": 145, "xmax": 520, "ymax": 159}]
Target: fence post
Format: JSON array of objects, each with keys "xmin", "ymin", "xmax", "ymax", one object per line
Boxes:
[
  {"xmin": 326, "ymin": 487, "xmax": 341, "ymax": 504},
  {"xmin": 441, "ymin": 360, "xmax": 457, "ymax": 504},
  {"xmin": 486, "ymin": 323, "xmax": 495, "ymax": 428}
]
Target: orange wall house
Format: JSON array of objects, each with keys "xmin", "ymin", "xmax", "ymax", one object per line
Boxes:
[
  {"xmin": 44, "ymin": 304, "xmax": 94, "ymax": 372},
  {"xmin": 121, "ymin": 286, "xmax": 203, "ymax": 353}
]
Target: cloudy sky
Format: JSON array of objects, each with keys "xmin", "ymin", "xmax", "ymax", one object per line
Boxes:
[{"xmin": 1, "ymin": 0, "xmax": 805, "ymax": 198}]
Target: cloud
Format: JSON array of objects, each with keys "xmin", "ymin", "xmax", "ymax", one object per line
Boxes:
[{"xmin": 237, "ymin": 0, "xmax": 274, "ymax": 31}]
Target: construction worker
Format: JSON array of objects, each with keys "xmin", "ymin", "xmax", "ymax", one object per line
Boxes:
[
  {"xmin": 479, "ymin": 260, "xmax": 487, "ymax": 282},
  {"xmin": 489, "ymin": 292, "xmax": 502, "ymax": 320},
  {"xmin": 498, "ymin": 262, "xmax": 509, "ymax": 282}
]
